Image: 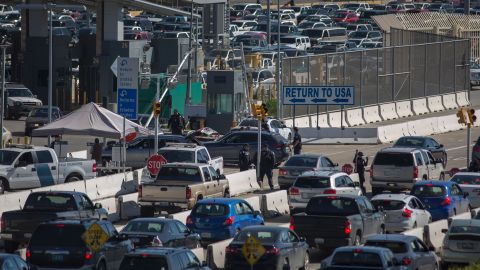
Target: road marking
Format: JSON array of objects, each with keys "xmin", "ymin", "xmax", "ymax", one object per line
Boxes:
[{"xmin": 446, "ymin": 144, "xmax": 475, "ymax": 152}]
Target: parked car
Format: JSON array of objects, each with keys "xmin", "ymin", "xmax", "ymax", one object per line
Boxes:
[
  {"xmin": 371, "ymin": 193, "xmax": 431, "ymax": 233},
  {"xmin": 450, "ymin": 172, "xmax": 480, "ymax": 208},
  {"xmin": 371, "ymin": 147, "xmax": 446, "ymax": 195},
  {"xmin": 119, "ymin": 247, "xmax": 210, "ymax": 270},
  {"xmin": 0, "ymin": 253, "xmax": 29, "ymax": 270},
  {"xmin": 321, "ymin": 246, "xmax": 404, "ymax": 270},
  {"xmin": 393, "ymin": 136, "xmax": 447, "ymax": 167},
  {"xmin": 278, "ymin": 35, "xmax": 311, "ymax": 50},
  {"xmin": 411, "ymin": 181, "xmax": 471, "ymax": 221},
  {"xmin": 231, "ymin": 20, "xmax": 258, "ymax": 31},
  {"xmin": 231, "ymin": 117, "xmax": 292, "ymax": 140},
  {"xmin": 279, "ymin": 154, "xmax": 339, "ymax": 188},
  {"xmin": 120, "ymin": 218, "xmax": 200, "ymax": 249},
  {"xmin": 27, "ymin": 220, "xmax": 133, "ymax": 270},
  {"xmin": 186, "ymin": 198, "xmax": 264, "ymax": 244},
  {"xmin": 289, "ymin": 171, "xmax": 362, "ymax": 213},
  {"xmin": 333, "ymin": 12, "xmax": 359, "ymax": 23},
  {"xmin": 25, "ymin": 106, "xmax": 62, "ymax": 136},
  {"xmin": 290, "ymin": 194, "xmax": 385, "ymax": 250},
  {"xmin": 224, "ymin": 226, "xmax": 309, "ymax": 270},
  {"xmin": 441, "ymin": 219, "xmax": 480, "ymax": 266},
  {"xmin": 348, "ymin": 30, "xmax": 382, "ymax": 46}
]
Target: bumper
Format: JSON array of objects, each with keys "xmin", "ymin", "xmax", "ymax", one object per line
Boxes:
[
  {"xmin": 30, "ymin": 265, "xmax": 94, "ymax": 270},
  {"xmin": 442, "ymin": 248, "xmax": 479, "ymax": 264},
  {"xmin": 371, "ymin": 179, "xmax": 416, "ymax": 191},
  {"xmin": 139, "ymin": 200, "xmax": 193, "ymax": 210},
  {"xmin": 307, "ymin": 237, "xmax": 351, "ymax": 249},
  {"xmin": 191, "ymin": 227, "xmax": 234, "ymax": 243},
  {"xmin": 429, "ymin": 208, "xmax": 452, "ymax": 221}
]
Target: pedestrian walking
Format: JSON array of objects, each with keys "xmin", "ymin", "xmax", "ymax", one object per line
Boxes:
[
  {"xmin": 168, "ymin": 109, "xmax": 186, "ymax": 135},
  {"xmin": 91, "ymin": 138, "xmax": 103, "ymax": 165},
  {"xmin": 239, "ymin": 144, "xmax": 251, "ymax": 171},
  {"xmin": 290, "ymin": 127, "xmax": 302, "ymax": 155},
  {"xmin": 353, "ymin": 150, "xmax": 369, "ymax": 195},
  {"xmin": 253, "ymin": 143, "xmax": 276, "ymax": 190}
]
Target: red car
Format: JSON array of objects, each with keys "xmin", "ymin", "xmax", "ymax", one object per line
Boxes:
[{"xmin": 333, "ymin": 12, "xmax": 359, "ymax": 23}]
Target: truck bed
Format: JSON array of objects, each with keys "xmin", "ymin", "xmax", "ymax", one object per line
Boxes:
[{"xmin": 292, "ymin": 214, "xmax": 353, "ymax": 247}]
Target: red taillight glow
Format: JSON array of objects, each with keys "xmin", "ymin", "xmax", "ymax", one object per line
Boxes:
[
  {"xmin": 413, "ymin": 166, "xmax": 419, "ymax": 178},
  {"xmin": 225, "ymin": 246, "xmax": 238, "ymax": 254},
  {"xmin": 289, "ymin": 187, "xmax": 300, "ymax": 195},
  {"xmin": 265, "ymin": 246, "xmax": 280, "ymax": 255},
  {"xmin": 84, "ymin": 251, "xmax": 92, "ymax": 260},
  {"xmin": 223, "ymin": 216, "xmax": 235, "ymax": 226},
  {"xmin": 402, "ymin": 257, "xmax": 412, "ymax": 265},
  {"xmin": 402, "ymin": 208, "xmax": 412, "ymax": 218},
  {"xmin": 442, "ymin": 197, "xmax": 451, "ymax": 206},
  {"xmin": 26, "ymin": 250, "xmax": 31, "ymax": 259},
  {"xmin": 344, "ymin": 220, "xmax": 352, "ymax": 235},
  {"xmin": 289, "ymin": 216, "xmax": 295, "ymax": 231},
  {"xmin": 92, "ymin": 163, "xmax": 97, "ymax": 173},
  {"xmin": 354, "ymin": 248, "xmax": 362, "ymax": 253},
  {"xmin": 138, "ymin": 185, "xmax": 143, "ymax": 198},
  {"xmin": 56, "ymin": 224, "xmax": 65, "ymax": 228},
  {"xmin": 0, "ymin": 215, "xmax": 5, "ymax": 232},
  {"xmin": 279, "ymin": 169, "xmax": 287, "ymax": 176},
  {"xmin": 324, "ymin": 189, "xmax": 336, "ymax": 194},
  {"xmin": 186, "ymin": 216, "xmax": 193, "ymax": 225},
  {"xmin": 186, "ymin": 187, "xmax": 192, "ymax": 199}
]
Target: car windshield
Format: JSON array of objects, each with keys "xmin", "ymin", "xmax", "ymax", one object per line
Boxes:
[
  {"xmin": 411, "ymin": 185, "xmax": 446, "ymax": 197},
  {"xmin": 24, "ymin": 194, "xmax": 77, "ymax": 211},
  {"xmin": 234, "ymin": 230, "xmax": 277, "ymax": 244},
  {"xmin": 373, "ymin": 153, "xmax": 414, "ymax": 166},
  {"xmin": 239, "ymin": 119, "xmax": 259, "ymax": 127},
  {"xmin": 285, "ymin": 157, "xmax": 318, "ymax": 167},
  {"xmin": 306, "ymin": 197, "xmax": 359, "ymax": 215},
  {"xmin": 451, "ymin": 174, "xmax": 480, "ymax": 185},
  {"xmin": 365, "ymin": 241, "xmax": 408, "ymax": 253},
  {"xmin": 450, "ymin": 225, "xmax": 480, "ymax": 234},
  {"xmin": 122, "ymin": 221, "xmax": 164, "ymax": 233},
  {"xmin": 157, "ymin": 150, "xmax": 195, "ymax": 163},
  {"xmin": 7, "ymin": 88, "xmax": 33, "ymax": 97},
  {"xmin": 192, "ymin": 203, "xmax": 229, "ymax": 216},
  {"xmin": 294, "ymin": 177, "xmax": 330, "ymax": 188},
  {"xmin": 394, "ymin": 137, "xmax": 425, "ymax": 147},
  {"xmin": 0, "ymin": 150, "xmax": 20, "ymax": 165},
  {"xmin": 156, "ymin": 167, "xmax": 202, "ymax": 181},
  {"xmin": 119, "ymin": 256, "xmax": 168, "ymax": 270},
  {"xmin": 331, "ymin": 251, "xmax": 383, "ymax": 267},
  {"xmin": 371, "ymin": 199, "xmax": 405, "ymax": 211},
  {"xmin": 29, "ymin": 225, "xmax": 85, "ymax": 247}
]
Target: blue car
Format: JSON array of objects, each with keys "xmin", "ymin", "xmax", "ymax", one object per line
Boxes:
[
  {"xmin": 186, "ymin": 198, "xmax": 264, "ymax": 243},
  {"xmin": 410, "ymin": 181, "xmax": 471, "ymax": 221}
]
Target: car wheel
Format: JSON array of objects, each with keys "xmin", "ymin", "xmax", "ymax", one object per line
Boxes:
[
  {"xmin": 65, "ymin": 174, "xmax": 82, "ymax": 183},
  {"xmin": 96, "ymin": 260, "xmax": 106, "ymax": 270},
  {"xmin": 300, "ymin": 252, "xmax": 310, "ymax": 270},
  {"xmin": 354, "ymin": 233, "xmax": 361, "ymax": 246},
  {"xmin": 0, "ymin": 178, "xmax": 8, "ymax": 194},
  {"xmin": 223, "ymin": 189, "xmax": 230, "ymax": 198},
  {"xmin": 413, "ymin": 222, "xmax": 417, "ymax": 229}
]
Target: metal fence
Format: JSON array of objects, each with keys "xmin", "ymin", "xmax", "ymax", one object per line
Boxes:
[{"xmin": 281, "ymin": 30, "xmax": 470, "ymax": 118}]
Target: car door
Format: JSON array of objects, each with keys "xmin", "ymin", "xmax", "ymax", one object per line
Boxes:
[
  {"xmin": 214, "ymin": 133, "xmax": 242, "ymax": 163},
  {"xmin": 413, "ymin": 197, "xmax": 430, "ymax": 225},
  {"xmin": 426, "ymin": 151, "xmax": 442, "ymax": 179},
  {"xmin": 356, "ymin": 199, "xmax": 374, "ymax": 236},
  {"xmin": 415, "ymin": 239, "xmax": 436, "ymax": 270},
  {"xmin": 334, "ymin": 176, "xmax": 349, "ymax": 194},
  {"xmin": 288, "ymin": 230, "xmax": 305, "ymax": 269},
  {"xmin": 279, "ymin": 231, "xmax": 296, "ymax": 268},
  {"xmin": 11, "ymin": 151, "xmax": 38, "ymax": 189},
  {"xmin": 103, "ymin": 222, "xmax": 131, "ymax": 270},
  {"xmin": 344, "ymin": 176, "xmax": 359, "ymax": 195},
  {"xmin": 34, "ymin": 150, "xmax": 59, "ymax": 184},
  {"xmin": 418, "ymin": 151, "xmax": 430, "ymax": 179},
  {"xmin": 454, "ymin": 184, "xmax": 469, "ymax": 213},
  {"xmin": 126, "ymin": 138, "xmax": 151, "ymax": 168}
]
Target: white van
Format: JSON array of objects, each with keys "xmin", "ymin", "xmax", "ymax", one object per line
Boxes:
[{"xmin": 279, "ymin": 35, "xmax": 311, "ymax": 50}]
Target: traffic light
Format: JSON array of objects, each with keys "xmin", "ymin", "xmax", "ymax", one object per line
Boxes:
[
  {"xmin": 468, "ymin": 108, "xmax": 477, "ymax": 126},
  {"xmin": 457, "ymin": 107, "xmax": 468, "ymax": 125},
  {"xmin": 153, "ymin": 102, "xmax": 161, "ymax": 117},
  {"xmin": 251, "ymin": 104, "xmax": 262, "ymax": 120},
  {"xmin": 261, "ymin": 104, "xmax": 268, "ymax": 119}
]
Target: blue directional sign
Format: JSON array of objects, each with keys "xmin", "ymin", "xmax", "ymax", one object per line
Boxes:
[
  {"xmin": 282, "ymin": 86, "xmax": 355, "ymax": 105},
  {"xmin": 117, "ymin": 88, "xmax": 138, "ymax": 120}
]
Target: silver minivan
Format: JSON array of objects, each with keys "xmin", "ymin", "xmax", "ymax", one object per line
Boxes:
[{"xmin": 371, "ymin": 147, "xmax": 445, "ymax": 195}]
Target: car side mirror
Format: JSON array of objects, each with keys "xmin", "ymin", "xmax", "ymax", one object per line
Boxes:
[
  {"xmin": 253, "ymin": 210, "xmax": 261, "ymax": 216},
  {"xmin": 442, "ymin": 228, "xmax": 448, "ymax": 233},
  {"xmin": 218, "ymin": 174, "xmax": 226, "ymax": 180},
  {"xmin": 354, "ymin": 182, "xmax": 360, "ymax": 187},
  {"xmin": 334, "ymin": 163, "xmax": 339, "ymax": 167},
  {"xmin": 95, "ymin": 203, "xmax": 103, "ymax": 209},
  {"xmin": 201, "ymin": 261, "xmax": 208, "ymax": 267},
  {"xmin": 464, "ymin": 192, "xmax": 469, "ymax": 198},
  {"xmin": 300, "ymin": 237, "xmax": 306, "ymax": 242},
  {"xmin": 436, "ymin": 159, "xmax": 443, "ymax": 164},
  {"xmin": 439, "ymin": 144, "xmax": 444, "ymax": 148},
  {"xmin": 428, "ymin": 246, "xmax": 435, "ymax": 252}
]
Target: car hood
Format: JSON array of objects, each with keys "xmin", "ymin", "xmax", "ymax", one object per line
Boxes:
[{"xmin": 9, "ymin": 96, "xmax": 41, "ymax": 103}]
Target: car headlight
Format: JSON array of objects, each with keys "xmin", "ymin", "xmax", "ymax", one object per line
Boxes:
[
  {"xmin": 37, "ymin": 102, "xmax": 42, "ymax": 106},
  {"xmin": 14, "ymin": 101, "xmax": 21, "ymax": 106}
]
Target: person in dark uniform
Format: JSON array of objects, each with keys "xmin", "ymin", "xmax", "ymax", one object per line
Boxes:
[
  {"xmin": 290, "ymin": 127, "xmax": 302, "ymax": 155},
  {"xmin": 353, "ymin": 150, "xmax": 369, "ymax": 195},
  {"xmin": 239, "ymin": 144, "xmax": 251, "ymax": 171},
  {"xmin": 253, "ymin": 143, "xmax": 276, "ymax": 190},
  {"xmin": 168, "ymin": 109, "xmax": 186, "ymax": 135}
]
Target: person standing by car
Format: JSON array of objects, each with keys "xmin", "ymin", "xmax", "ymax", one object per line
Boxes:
[
  {"xmin": 353, "ymin": 150, "xmax": 368, "ymax": 195},
  {"xmin": 239, "ymin": 144, "xmax": 251, "ymax": 171},
  {"xmin": 91, "ymin": 138, "xmax": 103, "ymax": 165},
  {"xmin": 254, "ymin": 143, "xmax": 275, "ymax": 190},
  {"xmin": 168, "ymin": 109, "xmax": 185, "ymax": 135},
  {"xmin": 290, "ymin": 127, "xmax": 302, "ymax": 155}
]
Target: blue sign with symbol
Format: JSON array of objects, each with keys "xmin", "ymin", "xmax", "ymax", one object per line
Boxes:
[
  {"xmin": 117, "ymin": 88, "xmax": 137, "ymax": 120},
  {"xmin": 282, "ymin": 86, "xmax": 355, "ymax": 105}
]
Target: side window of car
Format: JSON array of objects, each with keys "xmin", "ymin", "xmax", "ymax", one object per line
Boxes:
[
  {"xmin": 427, "ymin": 152, "xmax": 435, "ymax": 164},
  {"xmin": 288, "ymin": 231, "xmax": 299, "ymax": 242},
  {"xmin": 202, "ymin": 167, "xmax": 212, "ymax": 182},
  {"xmin": 185, "ymin": 251, "xmax": 201, "ymax": 267},
  {"xmin": 364, "ymin": 199, "xmax": 376, "ymax": 213},
  {"xmin": 234, "ymin": 203, "xmax": 243, "ymax": 215},
  {"xmin": 167, "ymin": 223, "xmax": 178, "ymax": 234},
  {"xmin": 410, "ymin": 240, "xmax": 420, "ymax": 252},
  {"xmin": 82, "ymin": 195, "xmax": 94, "ymax": 210},
  {"xmin": 241, "ymin": 202, "xmax": 254, "ymax": 215},
  {"xmin": 280, "ymin": 231, "xmax": 290, "ymax": 243},
  {"xmin": 430, "ymin": 139, "xmax": 440, "ymax": 148},
  {"xmin": 408, "ymin": 198, "xmax": 418, "ymax": 209},
  {"xmin": 414, "ymin": 152, "xmax": 424, "ymax": 166},
  {"xmin": 450, "ymin": 184, "xmax": 460, "ymax": 195},
  {"xmin": 197, "ymin": 149, "xmax": 209, "ymax": 163},
  {"xmin": 357, "ymin": 199, "xmax": 368, "ymax": 213},
  {"xmin": 415, "ymin": 198, "xmax": 426, "ymax": 209},
  {"xmin": 175, "ymin": 221, "xmax": 189, "ymax": 234},
  {"xmin": 36, "ymin": 150, "xmax": 54, "ymax": 163},
  {"xmin": 420, "ymin": 151, "xmax": 429, "ymax": 165},
  {"xmin": 415, "ymin": 239, "xmax": 429, "ymax": 252},
  {"xmin": 17, "ymin": 152, "xmax": 34, "ymax": 166},
  {"xmin": 344, "ymin": 176, "xmax": 355, "ymax": 187}
]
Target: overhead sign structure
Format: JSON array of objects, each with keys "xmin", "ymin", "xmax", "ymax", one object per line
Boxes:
[
  {"xmin": 242, "ymin": 236, "xmax": 266, "ymax": 266},
  {"xmin": 282, "ymin": 86, "xmax": 355, "ymax": 105},
  {"xmin": 82, "ymin": 223, "xmax": 109, "ymax": 252},
  {"xmin": 147, "ymin": 154, "xmax": 168, "ymax": 176},
  {"xmin": 117, "ymin": 57, "xmax": 139, "ymax": 120}
]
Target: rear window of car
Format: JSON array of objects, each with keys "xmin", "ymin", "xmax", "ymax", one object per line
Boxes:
[
  {"xmin": 285, "ymin": 157, "xmax": 318, "ymax": 167},
  {"xmin": 450, "ymin": 225, "xmax": 480, "ymax": 234},
  {"xmin": 411, "ymin": 185, "xmax": 446, "ymax": 197},
  {"xmin": 394, "ymin": 137, "xmax": 425, "ymax": 147},
  {"xmin": 30, "ymin": 224, "xmax": 85, "ymax": 247},
  {"xmin": 365, "ymin": 241, "xmax": 408, "ymax": 253},
  {"xmin": 234, "ymin": 230, "xmax": 277, "ymax": 244},
  {"xmin": 451, "ymin": 175, "xmax": 480, "ymax": 185},
  {"xmin": 371, "ymin": 200, "xmax": 405, "ymax": 211},
  {"xmin": 192, "ymin": 204, "xmax": 229, "ymax": 216},
  {"xmin": 156, "ymin": 167, "xmax": 202, "ymax": 182},
  {"xmin": 306, "ymin": 197, "xmax": 359, "ymax": 216},
  {"xmin": 373, "ymin": 153, "xmax": 413, "ymax": 166},
  {"xmin": 122, "ymin": 221, "xmax": 164, "ymax": 233},
  {"xmin": 24, "ymin": 194, "xmax": 77, "ymax": 211},
  {"xmin": 158, "ymin": 150, "xmax": 195, "ymax": 163},
  {"xmin": 119, "ymin": 256, "xmax": 168, "ymax": 270},
  {"xmin": 294, "ymin": 177, "xmax": 330, "ymax": 188},
  {"xmin": 331, "ymin": 251, "xmax": 383, "ymax": 267}
]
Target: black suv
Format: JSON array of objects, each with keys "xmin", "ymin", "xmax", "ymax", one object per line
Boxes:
[
  {"xmin": 119, "ymin": 247, "xmax": 210, "ymax": 270},
  {"xmin": 27, "ymin": 220, "xmax": 133, "ymax": 270}
]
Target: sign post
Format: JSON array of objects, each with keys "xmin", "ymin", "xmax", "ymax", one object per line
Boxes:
[
  {"xmin": 242, "ymin": 236, "xmax": 266, "ymax": 270},
  {"xmin": 117, "ymin": 57, "xmax": 139, "ymax": 120},
  {"xmin": 147, "ymin": 154, "xmax": 167, "ymax": 176}
]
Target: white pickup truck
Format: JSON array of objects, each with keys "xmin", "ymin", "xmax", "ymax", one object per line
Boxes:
[
  {"xmin": 0, "ymin": 145, "xmax": 97, "ymax": 194},
  {"xmin": 158, "ymin": 144, "xmax": 224, "ymax": 174}
]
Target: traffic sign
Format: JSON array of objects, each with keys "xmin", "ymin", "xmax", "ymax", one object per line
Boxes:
[
  {"xmin": 117, "ymin": 57, "xmax": 139, "ymax": 120},
  {"xmin": 342, "ymin": 164, "xmax": 354, "ymax": 175},
  {"xmin": 82, "ymin": 223, "xmax": 109, "ymax": 252},
  {"xmin": 117, "ymin": 88, "xmax": 138, "ymax": 120},
  {"xmin": 282, "ymin": 86, "xmax": 355, "ymax": 105},
  {"xmin": 242, "ymin": 236, "xmax": 266, "ymax": 266},
  {"xmin": 147, "ymin": 154, "xmax": 167, "ymax": 176}
]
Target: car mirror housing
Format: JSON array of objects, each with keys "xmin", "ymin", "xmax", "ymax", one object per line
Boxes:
[
  {"xmin": 95, "ymin": 203, "xmax": 103, "ymax": 209},
  {"xmin": 441, "ymin": 228, "xmax": 448, "ymax": 234}
]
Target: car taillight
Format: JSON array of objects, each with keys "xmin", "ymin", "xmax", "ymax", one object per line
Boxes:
[
  {"xmin": 0, "ymin": 215, "xmax": 5, "ymax": 232},
  {"xmin": 289, "ymin": 216, "xmax": 295, "ymax": 231},
  {"xmin": 84, "ymin": 250, "xmax": 92, "ymax": 260},
  {"xmin": 369, "ymin": 166, "xmax": 373, "ymax": 178},
  {"xmin": 413, "ymin": 166, "xmax": 419, "ymax": 178},
  {"xmin": 92, "ymin": 163, "xmax": 97, "ymax": 173},
  {"xmin": 279, "ymin": 169, "xmax": 287, "ymax": 176},
  {"xmin": 442, "ymin": 197, "xmax": 451, "ymax": 206},
  {"xmin": 324, "ymin": 189, "xmax": 336, "ymax": 194},
  {"xmin": 289, "ymin": 187, "xmax": 299, "ymax": 195},
  {"xmin": 138, "ymin": 185, "xmax": 143, "ymax": 198},
  {"xmin": 26, "ymin": 249, "xmax": 31, "ymax": 259},
  {"xmin": 265, "ymin": 246, "xmax": 280, "ymax": 255},
  {"xmin": 225, "ymin": 246, "xmax": 238, "ymax": 254},
  {"xmin": 223, "ymin": 216, "xmax": 235, "ymax": 226},
  {"xmin": 186, "ymin": 187, "xmax": 192, "ymax": 199},
  {"xmin": 186, "ymin": 216, "xmax": 193, "ymax": 225},
  {"xmin": 344, "ymin": 220, "xmax": 352, "ymax": 235},
  {"xmin": 402, "ymin": 257, "xmax": 412, "ymax": 265},
  {"xmin": 402, "ymin": 208, "xmax": 412, "ymax": 218}
]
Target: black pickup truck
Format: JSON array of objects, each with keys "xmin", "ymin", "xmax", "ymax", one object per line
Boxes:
[
  {"xmin": 290, "ymin": 194, "xmax": 385, "ymax": 250},
  {"xmin": 0, "ymin": 191, "xmax": 107, "ymax": 252}
]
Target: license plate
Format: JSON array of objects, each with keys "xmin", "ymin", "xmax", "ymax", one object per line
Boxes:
[
  {"xmin": 460, "ymin": 243, "xmax": 474, "ymax": 249},
  {"xmin": 301, "ymin": 193, "xmax": 314, "ymax": 199},
  {"xmin": 51, "ymin": 255, "xmax": 64, "ymax": 262},
  {"xmin": 201, "ymin": 232, "xmax": 212, "ymax": 238}
]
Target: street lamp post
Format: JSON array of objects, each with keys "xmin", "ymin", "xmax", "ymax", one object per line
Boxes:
[{"xmin": 0, "ymin": 37, "xmax": 11, "ymax": 149}]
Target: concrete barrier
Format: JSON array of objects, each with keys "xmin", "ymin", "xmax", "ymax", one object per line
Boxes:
[
  {"xmin": 407, "ymin": 119, "xmax": 433, "ymax": 136},
  {"xmin": 442, "ymin": 93, "xmax": 458, "ymax": 110},
  {"xmin": 310, "ymin": 113, "xmax": 330, "ymax": 128},
  {"xmin": 328, "ymin": 111, "xmax": 347, "ymax": 128},
  {"xmin": 377, "ymin": 123, "xmax": 410, "ymax": 143},
  {"xmin": 401, "ymin": 226, "xmax": 426, "ymax": 243},
  {"xmin": 118, "ymin": 193, "xmax": 140, "ymax": 220},
  {"xmin": 206, "ymin": 238, "xmax": 233, "ymax": 270},
  {"xmin": 95, "ymin": 197, "xmax": 119, "ymax": 222},
  {"xmin": 411, "ymin": 98, "xmax": 430, "ymax": 115},
  {"xmin": 456, "ymin": 91, "xmax": 470, "ymax": 107},
  {"xmin": 299, "ymin": 127, "xmax": 379, "ymax": 145},
  {"xmin": 363, "ymin": 105, "xmax": 382, "ymax": 123},
  {"xmin": 226, "ymin": 169, "xmax": 260, "ymax": 197},
  {"xmin": 295, "ymin": 116, "xmax": 310, "ymax": 128},
  {"xmin": 448, "ymin": 211, "xmax": 473, "ymax": 226},
  {"xmin": 168, "ymin": 210, "xmax": 192, "ymax": 225},
  {"xmin": 261, "ymin": 190, "xmax": 290, "ymax": 217},
  {"xmin": 424, "ymin": 219, "xmax": 448, "ymax": 251},
  {"xmin": 437, "ymin": 114, "xmax": 464, "ymax": 133},
  {"xmin": 395, "ymin": 101, "xmax": 413, "ymax": 118},
  {"xmin": 427, "ymin": 96, "xmax": 445, "ymax": 112},
  {"xmin": 379, "ymin": 103, "xmax": 398, "ymax": 121},
  {"xmin": 345, "ymin": 108, "xmax": 365, "ymax": 127},
  {"xmin": 242, "ymin": 194, "xmax": 262, "ymax": 212},
  {"xmin": 191, "ymin": 248, "xmax": 206, "ymax": 263}
]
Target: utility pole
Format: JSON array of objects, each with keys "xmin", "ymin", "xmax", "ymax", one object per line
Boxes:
[
  {"xmin": 277, "ymin": 0, "xmax": 282, "ymax": 119},
  {"xmin": 267, "ymin": 0, "xmax": 271, "ymax": 45},
  {"xmin": 0, "ymin": 37, "xmax": 11, "ymax": 149},
  {"xmin": 186, "ymin": 0, "xmax": 194, "ymax": 106}
]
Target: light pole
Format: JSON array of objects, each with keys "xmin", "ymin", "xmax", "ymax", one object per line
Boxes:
[
  {"xmin": 277, "ymin": 0, "xmax": 282, "ymax": 120},
  {"xmin": 0, "ymin": 37, "xmax": 11, "ymax": 149}
]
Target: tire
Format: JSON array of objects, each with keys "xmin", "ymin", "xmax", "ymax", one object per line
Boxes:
[
  {"xmin": 65, "ymin": 174, "xmax": 82, "ymax": 183},
  {"xmin": 413, "ymin": 222, "xmax": 417, "ymax": 229},
  {"xmin": 96, "ymin": 260, "xmax": 106, "ymax": 270},
  {"xmin": 4, "ymin": 240, "xmax": 19, "ymax": 253},
  {"xmin": 439, "ymin": 172, "xmax": 445, "ymax": 181},
  {"xmin": 223, "ymin": 189, "xmax": 230, "ymax": 198},
  {"xmin": 354, "ymin": 233, "xmax": 361, "ymax": 246},
  {"xmin": 300, "ymin": 252, "xmax": 310, "ymax": 270},
  {"xmin": 443, "ymin": 153, "xmax": 448, "ymax": 168},
  {"xmin": 140, "ymin": 206, "xmax": 155, "ymax": 217},
  {"xmin": 0, "ymin": 178, "xmax": 7, "ymax": 194}
]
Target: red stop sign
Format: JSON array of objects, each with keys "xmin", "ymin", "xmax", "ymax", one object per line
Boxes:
[
  {"xmin": 147, "ymin": 154, "xmax": 167, "ymax": 176},
  {"xmin": 125, "ymin": 132, "xmax": 137, "ymax": 143},
  {"xmin": 342, "ymin": 164, "xmax": 354, "ymax": 175}
]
